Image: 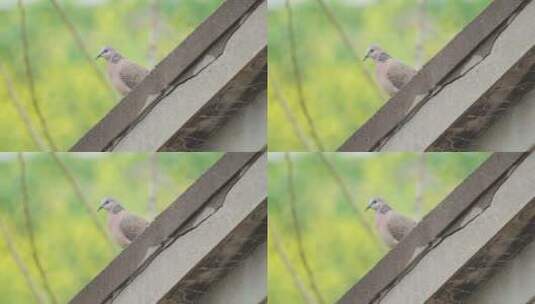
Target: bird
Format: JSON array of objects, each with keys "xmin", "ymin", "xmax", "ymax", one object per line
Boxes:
[
  {"xmin": 363, "ymin": 45, "xmax": 417, "ymax": 97},
  {"xmin": 98, "ymin": 197, "xmax": 149, "ymax": 248},
  {"xmin": 366, "ymin": 197, "xmax": 417, "ymax": 248},
  {"xmin": 96, "ymin": 46, "xmax": 149, "ymax": 96}
]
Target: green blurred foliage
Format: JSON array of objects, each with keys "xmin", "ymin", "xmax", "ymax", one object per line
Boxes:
[
  {"xmin": 268, "ymin": 0, "xmax": 493, "ymax": 150},
  {"xmin": 0, "ymin": 152, "xmax": 221, "ymax": 302},
  {"xmin": 268, "ymin": 152, "xmax": 489, "ymax": 303},
  {"xmin": 0, "ymin": 0, "xmax": 224, "ymax": 151}
]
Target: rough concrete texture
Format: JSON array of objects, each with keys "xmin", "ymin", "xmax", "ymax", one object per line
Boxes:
[
  {"xmin": 469, "ymin": 87, "xmax": 535, "ymax": 151},
  {"xmin": 110, "ymin": 154, "xmax": 266, "ymax": 303},
  {"xmin": 380, "ymin": 1, "xmax": 535, "ymax": 151},
  {"xmin": 374, "ymin": 154, "xmax": 535, "ymax": 303},
  {"xmin": 111, "ymin": 1, "xmax": 266, "ymax": 151}
]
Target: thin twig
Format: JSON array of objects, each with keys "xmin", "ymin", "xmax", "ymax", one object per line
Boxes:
[
  {"xmin": 313, "ymin": 0, "xmax": 385, "ymax": 100},
  {"xmin": 270, "ymin": 76, "xmax": 315, "ymax": 150},
  {"xmin": 271, "ymin": 77, "xmax": 381, "ymax": 247},
  {"xmin": 47, "ymin": 0, "xmax": 116, "ymax": 99},
  {"xmin": 0, "ymin": 217, "xmax": 47, "ymax": 304},
  {"xmin": 270, "ymin": 226, "xmax": 318, "ymax": 304},
  {"xmin": 18, "ymin": 153, "xmax": 59, "ymax": 304},
  {"xmin": 315, "ymin": 152, "xmax": 382, "ymax": 248},
  {"xmin": 284, "ymin": 153, "xmax": 325, "ymax": 304},
  {"xmin": 49, "ymin": 152, "xmax": 115, "ymax": 249},
  {"xmin": 146, "ymin": 153, "xmax": 159, "ymax": 219},
  {"xmin": 18, "ymin": 0, "xmax": 58, "ymax": 151},
  {"xmin": 0, "ymin": 62, "xmax": 47, "ymax": 150},
  {"xmin": 285, "ymin": 0, "xmax": 325, "ymax": 151}
]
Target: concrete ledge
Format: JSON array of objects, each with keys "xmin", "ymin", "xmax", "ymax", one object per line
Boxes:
[
  {"xmin": 338, "ymin": 0, "xmax": 532, "ymax": 152},
  {"xmin": 71, "ymin": 0, "xmax": 265, "ymax": 152},
  {"xmin": 337, "ymin": 152, "xmax": 530, "ymax": 304},
  {"xmin": 69, "ymin": 152, "xmax": 266, "ymax": 304}
]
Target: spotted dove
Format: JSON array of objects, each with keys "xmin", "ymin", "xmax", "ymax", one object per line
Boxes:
[
  {"xmin": 96, "ymin": 46, "xmax": 149, "ymax": 96},
  {"xmin": 98, "ymin": 197, "xmax": 149, "ymax": 248},
  {"xmin": 366, "ymin": 197, "xmax": 417, "ymax": 248},
  {"xmin": 363, "ymin": 45, "xmax": 417, "ymax": 97}
]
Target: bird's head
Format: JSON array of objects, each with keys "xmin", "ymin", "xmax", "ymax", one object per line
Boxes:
[
  {"xmin": 96, "ymin": 46, "xmax": 120, "ymax": 62},
  {"xmin": 98, "ymin": 197, "xmax": 123, "ymax": 213},
  {"xmin": 363, "ymin": 44, "xmax": 389, "ymax": 62},
  {"xmin": 366, "ymin": 197, "xmax": 390, "ymax": 213}
]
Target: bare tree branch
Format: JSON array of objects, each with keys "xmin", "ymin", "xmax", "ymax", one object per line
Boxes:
[
  {"xmin": 49, "ymin": 152, "xmax": 115, "ymax": 249},
  {"xmin": 270, "ymin": 76, "xmax": 315, "ymax": 151},
  {"xmin": 18, "ymin": 153, "xmax": 59, "ymax": 304},
  {"xmin": 284, "ymin": 153, "xmax": 325, "ymax": 304},
  {"xmin": 271, "ymin": 76, "xmax": 381, "ymax": 248},
  {"xmin": 0, "ymin": 62, "xmax": 47, "ymax": 151},
  {"xmin": 314, "ymin": 152, "xmax": 382, "ymax": 248},
  {"xmin": 47, "ymin": 0, "xmax": 116, "ymax": 100},
  {"xmin": 0, "ymin": 217, "xmax": 47, "ymax": 304},
  {"xmin": 270, "ymin": 225, "xmax": 318, "ymax": 304},
  {"xmin": 313, "ymin": 0, "xmax": 385, "ymax": 101},
  {"xmin": 18, "ymin": 0, "xmax": 58, "ymax": 151},
  {"xmin": 285, "ymin": 0, "xmax": 325, "ymax": 151}
]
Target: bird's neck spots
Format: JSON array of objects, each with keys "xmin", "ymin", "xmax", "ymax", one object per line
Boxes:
[
  {"xmin": 376, "ymin": 52, "xmax": 391, "ymax": 62},
  {"xmin": 110, "ymin": 54, "xmax": 122, "ymax": 63},
  {"xmin": 111, "ymin": 205, "xmax": 124, "ymax": 214},
  {"xmin": 378, "ymin": 205, "xmax": 391, "ymax": 214}
]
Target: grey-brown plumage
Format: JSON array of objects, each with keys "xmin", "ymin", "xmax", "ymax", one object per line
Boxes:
[
  {"xmin": 366, "ymin": 197, "xmax": 417, "ymax": 248},
  {"xmin": 96, "ymin": 46, "xmax": 149, "ymax": 96},
  {"xmin": 98, "ymin": 198, "xmax": 149, "ymax": 248},
  {"xmin": 363, "ymin": 45, "xmax": 417, "ymax": 97}
]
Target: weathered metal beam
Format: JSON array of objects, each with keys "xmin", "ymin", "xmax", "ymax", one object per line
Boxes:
[
  {"xmin": 468, "ymin": 85, "xmax": 535, "ymax": 151},
  {"xmin": 195, "ymin": 242, "xmax": 267, "ymax": 304},
  {"xmin": 337, "ymin": 152, "xmax": 530, "ymax": 304},
  {"xmin": 458, "ymin": 232, "xmax": 535, "ymax": 303},
  {"xmin": 69, "ymin": 152, "xmax": 265, "ymax": 304},
  {"xmin": 338, "ymin": 0, "xmax": 532, "ymax": 152},
  {"xmin": 196, "ymin": 89, "xmax": 267, "ymax": 152},
  {"xmin": 71, "ymin": 0, "xmax": 265, "ymax": 152}
]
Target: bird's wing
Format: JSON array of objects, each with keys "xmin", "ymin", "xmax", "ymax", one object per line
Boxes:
[
  {"xmin": 386, "ymin": 61, "xmax": 417, "ymax": 90},
  {"xmin": 119, "ymin": 61, "xmax": 149, "ymax": 89},
  {"xmin": 120, "ymin": 214, "xmax": 149, "ymax": 242},
  {"xmin": 387, "ymin": 213, "xmax": 416, "ymax": 242}
]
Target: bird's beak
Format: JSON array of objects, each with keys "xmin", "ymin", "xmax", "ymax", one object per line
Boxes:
[
  {"xmin": 95, "ymin": 53, "xmax": 102, "ymax": 60},
  {"xmin": 365, "ymin": 205, "xmax": 371, "ymax": 211},
  {"xmin": 363, "ymin": 53, "xmax": 369, "ymax": 61},
  {"xmin": 97, "ymin": 206, "xmax": 103, "ymax": 212}
]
